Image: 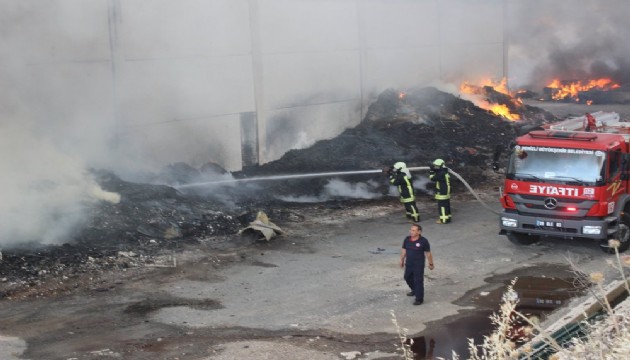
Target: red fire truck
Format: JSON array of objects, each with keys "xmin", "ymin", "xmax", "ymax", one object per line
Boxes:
[{"xmin": 499, "ymin": 111, "xmax": 630, "ymax": 253}]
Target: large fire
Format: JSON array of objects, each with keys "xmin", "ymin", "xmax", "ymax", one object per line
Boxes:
[
  {"xmin": 487, "ymin": 103, "xmax": 520, "ymax": 120},
  {"xmin": 546, "ymin": 78, "xmax": 621, "ymax": 102},
  {"xmin": 459, "ymin": 77, "xmax": 521, "ymax": 121},
  {"xmin": 460, "ymin": 77, "xmax": 510, "ymax": 96}
]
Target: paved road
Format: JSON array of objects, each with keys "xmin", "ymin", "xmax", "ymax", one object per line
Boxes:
[
  {"xmin": 0, "ymin": 193, "xmax": 617, "ymax": 359},
  {"xmin": 153, "ymin": 194, "xmax": 607, "ymax": 333},
  {"xmin": 151, "ymin": 193, "xmax": 612, "ymax": 359}
]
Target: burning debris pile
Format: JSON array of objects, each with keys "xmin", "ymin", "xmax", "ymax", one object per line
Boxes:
[
  {"xmin": 536, "ymin": 78, "xmax": 629, "ymax": 105},
  {"xmin": 1, "ymin": 86, "xmax": 556, "ymax": 296},
  {"xmin": 241, "ymin": 86, "xmax": 556, "ymax": 196}
]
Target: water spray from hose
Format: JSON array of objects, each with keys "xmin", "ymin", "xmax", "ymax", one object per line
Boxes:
[
  {"xmin": 175, "ymin": 166, "xmax": 501, "ymax": 215},
  {"xmin": 176, "ymin": 169, "xmax": 383, "ymax": 189}
]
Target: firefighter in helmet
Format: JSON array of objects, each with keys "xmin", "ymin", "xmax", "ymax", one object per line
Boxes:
[
  {"xmin": 429, "ymin": 159, "xmax": 452, "ymax": 224},
  {"xmin": 385, "ymin": 162, "xmax": 420, "ymax": 222}
]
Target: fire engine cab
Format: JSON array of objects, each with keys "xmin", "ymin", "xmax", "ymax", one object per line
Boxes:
[{"xmin": 499, "ymin": 111, "xmax": 630, "ymax": 253}]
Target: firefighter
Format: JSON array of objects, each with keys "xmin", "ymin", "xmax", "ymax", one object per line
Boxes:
[
  {"xmin": 385, "ymin": 162, "xmax": 420, "ymax": 222},
  {"xmin": 585, "ymin": 112, "xmax": 597, "ymax": 132},
  {"xmin": 429, "ymin": 159, "xmax": 452, "ymax": 224}
]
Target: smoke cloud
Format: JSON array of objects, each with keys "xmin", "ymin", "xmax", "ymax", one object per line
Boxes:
[
  {"xmin": 0, "ymin": 122, "xmax": 119, "ymax": 247},
  {"xmin": 507, "ymin": 1, "xmax": 630, "ymax": 89},
  {"xmin": 2, "ymin": 0, "xmax": 627, "ymax": 247},
  {"xmin": 278, "ymin": 179, "xmax": 383, "ymax": 203}
]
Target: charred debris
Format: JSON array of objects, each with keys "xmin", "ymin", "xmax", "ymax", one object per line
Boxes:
[{"xmin": 0, "ymin": 87, "xmax": 555, "ymax": 296}]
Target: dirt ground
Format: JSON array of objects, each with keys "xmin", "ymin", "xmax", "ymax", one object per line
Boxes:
[
  {"xmin": 0, "ymin": 186, "xmax": 620, "ymax": 360},
  {"xmin": 2, "ymin": 101, "xmax": 630, "ymax": 360}
]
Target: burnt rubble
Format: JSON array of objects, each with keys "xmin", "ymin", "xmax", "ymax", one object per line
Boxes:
[
  {"xmin": 238, "ymin": 86, "xmax": 556, "ymax": 196},
  {"xmin": 0, "ymin": 86, "xmax": 557, "ymax": 297},
  {"xmin": 0, "ymin": 170, "xmax": 243, "ymax": 297}
]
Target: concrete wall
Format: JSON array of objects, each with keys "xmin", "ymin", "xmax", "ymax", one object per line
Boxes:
[{"xmin": 0, "ymin": 0, "xmax": 505, "ymax": 173}]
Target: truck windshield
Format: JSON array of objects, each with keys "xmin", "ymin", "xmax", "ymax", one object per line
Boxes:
[{"xmin": 507, "ymin": 146, "xmax": 606, "ymax": 185}]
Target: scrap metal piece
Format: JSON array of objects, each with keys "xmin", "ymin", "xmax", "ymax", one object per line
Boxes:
[{"xmin": 238, "ymin": 211, "xmax": 284, "ymax": 241}]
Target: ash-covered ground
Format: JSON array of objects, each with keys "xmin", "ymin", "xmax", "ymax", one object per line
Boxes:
[{"xmin": 0, "ymin": 86, "xmax": 556, "ymax": 298}]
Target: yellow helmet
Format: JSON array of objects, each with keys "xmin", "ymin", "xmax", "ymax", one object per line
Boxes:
[
  {"xmin": 432, "ymin": 159, "xmax": 445, "ymax": 168},
  {"xmin": 393, "ymin": 162, "xmax": 407, "ymax": 171}
]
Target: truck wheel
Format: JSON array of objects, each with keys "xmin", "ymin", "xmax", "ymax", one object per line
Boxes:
[
  {"xmin": 507, "ymin": 232, "xmax": 539, "ymax": 245},
  {"xmin": 600, "ymin": 223, "xmax": 630, "ymax": 253}
]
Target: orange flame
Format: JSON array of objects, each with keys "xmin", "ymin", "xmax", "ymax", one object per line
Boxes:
[
  {"xmin": 459, "ymin": 77, "xmax": 521, "ymax": 121},
  {"xmin": 487, "ymin": 103, "xmax": 521, "ymax": 121},
  {"xmin": 460, "ymin": 77, "xmax": 510, "ymax": 95},
  {"xmin": 546, "ymin": 78, "xmax": 620, "ymax": 101}
]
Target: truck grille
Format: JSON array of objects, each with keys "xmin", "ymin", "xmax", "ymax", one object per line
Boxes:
[
  {"xmin": 512, "ymin": 194, "xmax": 596, "ymax": 217},
  {"xmin": 522, "ymin": 224, "xmax": 578, "ymax": 233}
]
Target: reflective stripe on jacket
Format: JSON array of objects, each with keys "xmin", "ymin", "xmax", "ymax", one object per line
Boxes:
[
  {"xmin": 389, "ymin": 172, "xmax": 415, "ymax": 202},
  {"xmin": 429, "ymin": 168, "xmax": 451, "ymax": 200}
]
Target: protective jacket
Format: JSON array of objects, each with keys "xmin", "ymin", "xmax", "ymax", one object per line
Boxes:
[
  {"xmin": 585, "ymin": 113, "xmax": 597, "ymax": 131},
  {"xmin": 429, "ymin": 167, "xmax": 451, "ymax": 200},
  {"xmin": 389, "ymin": 171, "xmax": 415, "ymax": 203}
]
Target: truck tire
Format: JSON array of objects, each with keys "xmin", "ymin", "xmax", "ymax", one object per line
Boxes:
[
  {"xmin": 506, "ymin": 232, "xmax": 539, "ymax": 245},
  {"xmin": 600, "ymin": 222, "xmax": 630, "ymax": 253}
]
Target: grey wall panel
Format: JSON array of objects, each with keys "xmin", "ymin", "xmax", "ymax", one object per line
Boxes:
[
  {"xmin": 363, "ymin": 48, "xmax": 441, "ymax": 94},
  {"xmin": 363, "ymin": 0, "xmax": 439, "ymax": 49},
  {"xmin": 121, "ymin": 114, "xmax": 242, "ymax": 172},
  {"xmin": 119, "ymin": 0, "xmax": 251, "ymax": 58},
  {"xmin": 118, "ymin": 56, "xmax": 255, "ymax": 125},
  {"xmin": 441, "ymin": 44, "xmax": 504, "ymax": 83},
  {"xmin": 114, "ymin": 0, "xmax": 254, "ymax": 171},
  {"xmin": 258, "ymin": 0, "xmax": 359, "ymax": 53},
  {"xmin": 1, "ymin": 0, "xmax": 507, "ymax": 173},
  {"xmin": 439, "ymin": 0, "xmax": 504, "ymax": 45},
  {"xmin": 7, "ymin": 62, "xmax": 115, "ymax": 166},
  {"xmin": 0, "ymin": 0, "xmax": 111, "ymax": 62},
  {"xmin": 262, "ymin": 51, "xmax": 361, "ymax": 109},
  {"xmin": 255, "ymin": 0, "xmax": 362, "ymax": 162},
  {"xmin": 117, "ymin": 55, "xmax": 254, "ymax": 170}
]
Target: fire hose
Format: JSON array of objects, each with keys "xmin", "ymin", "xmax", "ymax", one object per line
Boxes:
[
  {"xmin": 407, "ymin": 166, "xmax": 502, "ymax": 216},
  {"xmin": 177, "ymin": 166, "xmax": 504, "ymax": 216}
]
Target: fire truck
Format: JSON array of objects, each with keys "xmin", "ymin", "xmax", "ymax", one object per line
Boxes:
[{"xmin": 498, "ymin": 111, "xmax": 630, "ymax": 253}]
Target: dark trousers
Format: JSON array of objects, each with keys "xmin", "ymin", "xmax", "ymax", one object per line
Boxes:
[
  {"xmin": 404, "ymin": 262, "xmax": 425, "ymax": 302},
  {"xmin": 403, "ymin": 201, "xmax": 420, "ymax": 222},
  {"xmin": 437, "ymin": 199, "xmax": 451, "ymax": 223}
]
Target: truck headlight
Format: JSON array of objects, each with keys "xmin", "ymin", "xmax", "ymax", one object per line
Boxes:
[
  {"xmin": 582, "ymin": 226, "xmax": 602, "ymax": 235},
  {"xmin": 501, "ymin": 217, "xmax": 518, "ymax": 228}
]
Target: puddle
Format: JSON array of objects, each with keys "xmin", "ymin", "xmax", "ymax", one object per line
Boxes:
[
  {"xmin": 409, "ymin": 264, "xmax": 588, "ymax": 359},
  {"xmin": 124, "ymin": 297, "xmax": 222, "ymax": 316},
  {"xmin": 407, "ymin": 311, "xmax": 494, "ymax": 359}
]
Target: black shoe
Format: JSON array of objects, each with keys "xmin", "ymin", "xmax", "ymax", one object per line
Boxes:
[
  {"xmin": 413, "ymin": 300, "xmax": 424, "ymax": 305},
  {"xmin": 406, "ymin": 291, "xmax": 414, "ymax": 296}
]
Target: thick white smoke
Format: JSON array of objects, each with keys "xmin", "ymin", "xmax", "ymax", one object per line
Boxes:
[
  {"xmin": 277, "ymin": 179, "xmax": 383, "ymax": 203},
  {"xmin": 0, "ymin": 122, "xmax": 119, "ymax": 247},
  {"xmin": 2, "ymin": 0, "xmax": 626, "ymax": 248}
]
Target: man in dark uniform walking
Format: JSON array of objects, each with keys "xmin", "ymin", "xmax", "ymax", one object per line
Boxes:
[
  {"xmin": 400, "ymin": 224, "xmax": 434, "ymax": 305},
  {"xmin": 429, "ymin": 158, "xmax": 452, "ymax": 224},
  {"xmin": 386, "ymin": 161, "xmax": 420, "ymax": 222}
]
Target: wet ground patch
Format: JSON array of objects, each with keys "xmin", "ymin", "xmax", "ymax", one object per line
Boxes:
[
  {"xmin": 409, "ymin": 264, "xmax": 588, "ymax": 359},
  {"xmin": 124, "ymin": 297, "xmax": 222, "ymax": 316}
]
